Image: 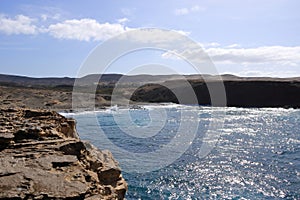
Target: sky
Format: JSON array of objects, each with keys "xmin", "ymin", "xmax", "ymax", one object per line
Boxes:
[{"xmin": 0, "ymin": 0, "xmax": 299, "ymax": 77}]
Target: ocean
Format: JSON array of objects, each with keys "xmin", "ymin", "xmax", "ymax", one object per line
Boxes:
[{"xmin": 62, "ymin": 104, "xmax": 300, "ymax": 199}]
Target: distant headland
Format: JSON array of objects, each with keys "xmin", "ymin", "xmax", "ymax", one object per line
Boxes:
[{"xmin": 1, "ymin": 73, "xmax": 300, "ymax": 110}]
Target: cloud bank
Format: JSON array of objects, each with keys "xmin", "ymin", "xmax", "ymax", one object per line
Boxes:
[
  {"xmin": 0, "ymin": 14, "xmax": 130, "ymax": 41},
  {"xmin": 207, "ymin": 46, "xmax": 300, "ymax": 66},
  {"xmin": 162, "ymin": 45, "xmax": 300, "ymax": 67},
  {"xmin": 1, "ymin": 13, "xmax": 299, "ymax": 77}
]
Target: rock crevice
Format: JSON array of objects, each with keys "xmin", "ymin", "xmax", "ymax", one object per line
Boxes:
[{"xmin": 0, "ymin": 108, "xmax": 127, "ymax": 199}]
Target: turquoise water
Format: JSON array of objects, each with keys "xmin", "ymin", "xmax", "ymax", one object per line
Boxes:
[{"xmin": 63, "ymin": 105, "xmax": 300, "ymax": 199}]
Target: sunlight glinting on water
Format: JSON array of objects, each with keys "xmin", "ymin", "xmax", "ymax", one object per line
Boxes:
[{"xmin": 61, "ymin": 104, "xmax": 300, "ymax": 199}]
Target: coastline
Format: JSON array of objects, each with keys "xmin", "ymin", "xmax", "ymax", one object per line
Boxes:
[{"xmin": 1, "ymin": 74, "xmax": 300, "ymax": 111}]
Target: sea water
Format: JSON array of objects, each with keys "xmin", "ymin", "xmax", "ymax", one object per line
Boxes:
[{"xmin": 62, "ymin": 104, "xmax": 300, "ymax": 199}]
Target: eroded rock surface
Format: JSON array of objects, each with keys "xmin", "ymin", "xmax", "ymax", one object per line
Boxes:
[{"xmin": 0, "ymin": 108, "xmax": 127, "ymax": 199}]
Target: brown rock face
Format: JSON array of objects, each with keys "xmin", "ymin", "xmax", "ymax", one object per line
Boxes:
[{"xmin": 0, "ymin": 108, "xmax": 127, "ymax": 199}]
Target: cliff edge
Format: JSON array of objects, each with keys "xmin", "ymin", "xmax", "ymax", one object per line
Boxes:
[
  {"xmin": 131, "ymin": 80, "xmax": 300, "ymax": 108},
  {"xmin": 0, "ymin": 108, "xmax": 127, "ymax": 199}
]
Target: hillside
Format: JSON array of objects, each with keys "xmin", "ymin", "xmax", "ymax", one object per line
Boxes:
[{"xmin": 1, "ymin": 73, "xmax": 300, "ymax": 110}]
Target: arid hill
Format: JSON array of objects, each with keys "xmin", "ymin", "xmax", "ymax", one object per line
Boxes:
[{"xmin": 1, "ymin": 73, "xmax": 300, "ymax": 109}]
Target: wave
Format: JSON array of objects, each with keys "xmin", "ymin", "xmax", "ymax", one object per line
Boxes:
[{"xmin": 60, "ymin": 103, "xmax": 298, "ymax": 118}]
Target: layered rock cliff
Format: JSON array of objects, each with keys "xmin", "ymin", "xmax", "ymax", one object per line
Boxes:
[{"xmin": 0, "ymin": 108, "xmax": 127, "ymax": 199}]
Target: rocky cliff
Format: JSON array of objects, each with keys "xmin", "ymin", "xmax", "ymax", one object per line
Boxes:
[
  {"xmin": 0, "ymin": 108, "xmax": 127, "ymax": 199},
  {"xmin": 2, "ymin": 74, "xmax": 300, "ymax": 110},
  {"xmin": 131, "ymin": 80, "xmax": 300, "ymax": 108}
]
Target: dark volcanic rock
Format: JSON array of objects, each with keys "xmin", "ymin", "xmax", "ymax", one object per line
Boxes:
[
  {"xmin": 0, "ymin": 108, "xmax": 127, "ymax": 199},
  {"xmin": 131, "ymin": 80, "xmax": 300, "ymax": 108}
]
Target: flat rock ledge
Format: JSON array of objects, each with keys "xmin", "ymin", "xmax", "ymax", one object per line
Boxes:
[{"xmin": 0, "ymin": 108, "xmax": 127, "ymax": 199}]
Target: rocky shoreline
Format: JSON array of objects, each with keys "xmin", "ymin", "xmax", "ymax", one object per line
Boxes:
[
  {"xmin": 131, "ymin": 80, "xmax": 300, "ymax": 108},
  {"xmin": 0, "ymin": 108, "xmax": 127, "ymax": 199},
  {"xmin": 2, "ymin": 74, "xmax": 300, "ymax": 110}
]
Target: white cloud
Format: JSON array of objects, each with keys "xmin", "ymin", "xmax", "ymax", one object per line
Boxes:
[
  {"xmin": 0, "ymin": 14, "xmax": 130, "ymax": 41},
  {"xmin": 225, "ymin": 43, "xmax": 240, "ymax": 48},
  {"xmin": 117, "ymin": 17, "xmax": 129, "ymax": 24},
  {"xmin": 0, "ymin": 14, "xmax": 190, "ymax": 43},
  {"xmin": 163, "ymin": 45, "xmax": 300, "ymax": 66},
  {"xmin": 175, "ymin": 30, "xmax": 190, "ymax": 36},
  {"xmin": 0, "ymin": 14, "xmax": 37, "ymax": 35},
  {"xmin": 200, "ymin": 42, "xmax": 221, "ymax": 48},
  {"xmin": 174, "ymin": 5, "xmax": 206, "ymax": 15},
  {"xmin": 162, "ymin": 44, "xmax": 300, "ymax": 77},
  {"xmin": 207, "ymin": 46, "xmax": 300, "ymax": 66},
  {"xmin": 115, "ymin": 28, "xmax": 192, "ymax": 50},
  {"xmin": 47, "ymin": 18, "xmax": 130, "ymax": 41}
]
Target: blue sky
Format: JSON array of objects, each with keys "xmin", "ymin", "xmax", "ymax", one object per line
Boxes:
[{"xmin": 0, "ymin": 0, "xmax": 299, "ymax": 77}]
